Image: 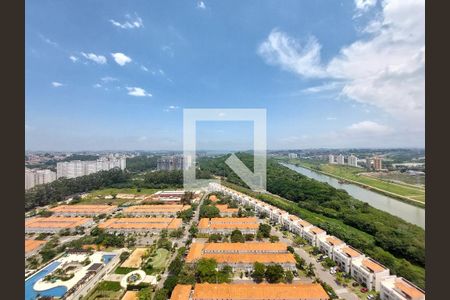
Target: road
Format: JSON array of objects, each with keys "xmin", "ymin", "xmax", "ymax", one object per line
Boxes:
[{"xmin": 271, "ymin": 230, "xmax": 359, "ymax": 300}]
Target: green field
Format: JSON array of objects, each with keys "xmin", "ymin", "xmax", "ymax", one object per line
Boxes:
[
  {"xmin": 80, "ymin": 188, "xmax": 159, "ymax": 205},
  {"xmin": 151, "ymin": 248, "xmax": 170, "ymax": 269},
  {"xmin": 83, "ymin": 281, "xmax": 123, "ymax": 300},
  {"xmin": 287, "ymin": 159, "xmax": 425, "ymax": 204}
]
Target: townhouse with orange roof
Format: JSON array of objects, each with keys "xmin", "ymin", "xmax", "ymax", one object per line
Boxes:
[
  {"xmin": 303, "ymin": 226, "xmax": 327, "ymax": 247},
  {"xmin": 333, "ymin": 246, "xmax": 365, "ymax": 273},
  {"xmin": 197, "ymin": 217, "xmax": 259, "ymax": 235},
  {"xmin": 49, "ymin": 204, "xmax": 117, "ymax": 217},
  {"xmin": 98, "ymin": 217, "xmax": 182, "ymax": 233},
  {"xmin": 380, "ymin": 276, "xmax": 425, "ymax": 300},
  {"xmin": 25, "ymin": 216, "xmax": 94, "ymax": 233},
  {"xmin": 351, "ymin": 258, "xmax": 390, "ymax": 291},
  {"xmin": 170, "ymin": 283, "xmax": 330, "ymax": 300},
  {"xmin": 318, "ymin": 236, "xmax": 346, "ymax": 259}
]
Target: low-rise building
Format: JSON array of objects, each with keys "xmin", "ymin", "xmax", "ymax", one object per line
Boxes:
[
  {"xmin": 25, "ymin": 216, "xmax": 94, "ymax": 233},
  {"xmin": 170, "ymin": 283, "xmax": 330, "ymax": 300},
  {"xmin": 380, "ymin": 276, "xmax": 425, "ymax": 300},
  {"xmin": 146, "ymin": 191, "xmax": 186, "ymax": 204},
  {"xmin": 333, "ymin": 246, "xmax": 364, "ymax": 273},
  {"xmin": 214, "ymin": 204, "xmax": 239, "ymax": 217},
  {"xmin": 123, "ymin": 205, "xmax": 189, "ymax": 217},
  {"xmin": 351, "ymin": 258, "xmax": 390, "ymax": 291},
  {"xmin": 303, "ymin": 226, "xmax": 327, "ymax": 247},
  {"xmin": 25, "ymin": 239, "xmax": 46, "ymax": 258},
  {"xmin": 198, "ymin": 217, "xmax": 259, "ymax": 235},
  {"xmin": 186, "ymin": 242, "xmax": 296, "ymax": 271},
  {"xmin": 318, "ymin": 236, "xmax": 345, "ymax": 259},
  {"xmin": 49, "ymin": 205, "xmax": 117, "ymax": 217},
  {"xmin": 98, "ymin": 217, "xmax": 182, "ymax": 233}
]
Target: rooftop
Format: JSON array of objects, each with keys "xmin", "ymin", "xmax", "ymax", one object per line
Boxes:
[
  {"xmin": 170, "ymin": 285, "xmax": 192, "ymax": 300},
  {"xmin": 49, "ymin": 204, "xmax": 117, "ymax": 214},
  {"xmin": 394, "ymin": 278, "xmax": 425, "ymax": 299},
  {"xmin": 25, "ymin": 239, "xmax": 46, "ymax": 253},
  {"xmin": 123, "ymin": 205, "xmax": 188, "ymax": 214},
  {"xmin": 25, "ymin": 216, "xmax": 92, "ymax": 229},
  {"xmin": 340, "ymin": 246, "xmax": 363, "ymax": 258},
  {"xmin": 310, "ymin": 227, "xmax": 325, "ymax": 235},
  {"xmin": 98, "ymin": 217, "xmax": 182, "ymax": 230},
  {"xmin": 325, "ymin": 236, "xmax": 344, "ymax": 246},
  {"xmin": 361, "ymin": 259, "xmax": 387, "ymax": 273},
  {"xmin": 192, "ymin": 283, "xmax": 329, "ymax": 300},
  {"xmin": 215, "ymin": 204, "xmax": 239, "ymax": 214},
  {"xmin": 198, "ymin": 218, "xmax": 259, "ymax": 230}
]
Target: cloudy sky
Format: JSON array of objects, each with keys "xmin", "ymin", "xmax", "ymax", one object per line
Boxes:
[{"xmin": 26, "ymin": 0, "xmax": 424, "ymax": 151}]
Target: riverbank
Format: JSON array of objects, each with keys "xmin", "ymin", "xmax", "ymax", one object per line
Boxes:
[{"xmin": 283, "ymin": 160, "xmax": 425, "ymax": 208}]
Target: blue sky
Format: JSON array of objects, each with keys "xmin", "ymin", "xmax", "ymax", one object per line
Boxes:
[{"xmin": 25, "ymin": 0, "xmax": 424, "ymax": 151}]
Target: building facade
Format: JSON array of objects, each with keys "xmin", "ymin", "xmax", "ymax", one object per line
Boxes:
[
  {"xmin": 56, "ymin": 157, "xmax": 126, "ymax": 179},
  {"xmin": 25, "ymin": 168, "xmax": 57, "ymax": 190},
  {"xmin": 336, "ymin": 154, "xmax": 345, "ymax": 165},
  {"xmin": 348, "ymin": 154, "xmax": 358, "ymax": 167}
]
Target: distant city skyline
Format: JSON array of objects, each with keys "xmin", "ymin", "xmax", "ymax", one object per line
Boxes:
[{"xmin": 26, "ymin": 0, "xmax": 424, "ymax": 151}]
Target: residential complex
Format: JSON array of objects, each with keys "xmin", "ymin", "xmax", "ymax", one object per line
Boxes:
[
  {"xmin": 198, "ymin": 217, "xmax": 259, "ymax": 234},
  {"xmin": 328, "ymin": 154, "xmax": 359, "ymax": 167},
  {"xmin": 56, "ymin": 156, "xmax": 126, "ymax": 179},
  {"xmin": 380, "ymin": 276, "xmax": 425, "ymax": 300},
  {"xmin": 336, "ymin": 154, "xmax": 345, "ymax": 165},
  {"xmin": 25, "ymin": 216, "xmax": 94, "ymax": 233},
  {"xmin": 171, "ymin": 283, "xmax": 330, "ymax": 300},
  {"xmin": 348, "ymin": 154, "xmax": 358, "ymax": 167},
  {"xmin": 49, "ymin": 204, "xmax": 118, "ymax": 216},
  {"xmin": 25, "ymin": 168, "xmax": 56, "ymax": 190},
  {"xmin": 147, "ymin": 190, "xmax": 186, "ymax": 204},
  {"xmin": 123, "ymin": 205, "xmax": 189, "ymax": 217},
  {"xmin": 157, "ymin": 156, "xmax": 185, "ymax": 171},
  {"xmin": 98, "ymin": 217, "xmax": 182, "ymax": 233},
  {"xmin": 373, "ymin": 157, "xmax": 383, "ymax": 170},
  {"xmin": 328, "ymin": 154, "xmax": 334, "ymax": 164},
  {"xmin": 208, "ymin": 183, "xmax": 423, "ymax": 295},
  {"xmin": 288, "ymin": 153, "xmax": 298, "ymax": 159},
  {"xmin": 186, "ymin": 242, "xmax": 296, "ymax": 270},
  {"xmin": 215, "ymin": 204, "xmax": 239, "ymax": 217}
]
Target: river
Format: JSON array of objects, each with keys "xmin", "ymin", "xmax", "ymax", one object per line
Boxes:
[{"xmin": 281, "ymin": 163, "xmax": 425, "ymax": 229}]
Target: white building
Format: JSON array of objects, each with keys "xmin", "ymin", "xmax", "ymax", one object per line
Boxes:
[
  {"xmin": 380, "ymin": 276, "xmax": 425, "ymax": 300},
  {"xmin": 318, "ymin": 235, "xmax": 345, "ymax": 259},
  {"xmin": 288, "ymin": 153, "xmax": 298, "ymax": 159},
  {"xmin": 57, "ymin": 157, "xmax": 126, "ymax": 179},
  {"xmin": 25, "ymin": 168, "xmax": 57, "ymax": 190},
  {"xmin": 336, "ymin": 154, "xmax": 345, "ymax": 165},
  {"xmin": 328, "ymin": 154, "xmax": 335, "ymax": 164},
  {"xmin": 303, "ymin": 226, "xmax": 327, "ymax": 247},
  {"xmin": 348, "ymin": 154, "xmax": 358, "ymax": 167},
  {"xmin": 333, "ymin": 246, "xmax": 364, "ymax": 274},
  {"xmin": 351, "ymin": 258, "xmax": 390, "ymax": 291}
]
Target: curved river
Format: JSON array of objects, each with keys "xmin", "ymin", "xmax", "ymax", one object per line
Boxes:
[{"xmin": 281, "ymin": 163, "xmax": 425, "ymax": 229}]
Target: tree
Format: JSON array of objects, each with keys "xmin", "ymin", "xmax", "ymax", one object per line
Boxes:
[
  {"xmin": 269, "ymin": 235, "xmax": 279, "ymax": 243},
  {"xmin": 200, "ymin": 205, "xmax": 220, "ymax": 218},
  {"xmin": 178, "ymin": 208, "xmax": 194, "ymax": 222},
  {"xmin": 164, "ymin": 275, "xmax": 179, "ymax": 294},
  {"xmin": 189, "ymin": 225, "xmax": 198, "ymax": 236},
  {"xmin": 258, "ymin": 224, "xmax": 271, "ymax": 238},
  {"xmin": 196, "ymin": 258, "xmax": 218, "ymax": 283},
  {"xmin": 157, "ymin": 238, "xmax": 172, "ymax": 250},
  {"xmin": 160, "ymin": 229, "xmax": 169, "ymax": 238},
  {"xmin": 244, "ymin": 234, "xmax": 255, "ymax": 241},
  {"xmin": 120, "ymin": 251, "xmax": 130, "ymax": 262},
  {"xmin": 285, "ymin": 270, "xmax": 294, "ymax": 283},
  {"xmin": 265, "ymin": 264, "xmax": 285, "ymax": 283},
  {"xmin": 230, "ymin": 230, "xmax": 245, "ymax": 243},
  {"xmin": 287, "ymin": 246, "xmax": 295, "ymax": 253},
  {"xmin": 306, "ymin": 262, "xmax": 316, "ymax": 278},
  {"xmin": 208, "ymin": 234, "xmax": 222, "ymax": 242},
  {"xmin": 252, "ymin": 262, "xmax": 266, "ymax": 283},
  {"xmin": 293, "ymin": 236, "xmax": 306, "ymax": 246},
  {"xmin": 169, "ymin": 228, "xmax": 184, "ymax": 238},
  {"xmin": 169, "ymin": 257, "xmax": 184, "ymax": 275},
  {"xmin": 153, "ymin": 289, "xmax": 168, "ymax": 300}
]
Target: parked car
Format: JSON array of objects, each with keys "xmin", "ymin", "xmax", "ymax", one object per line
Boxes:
[{"xmin": 361, "ymin": 287, "xmax": 369, "ymax": 293}]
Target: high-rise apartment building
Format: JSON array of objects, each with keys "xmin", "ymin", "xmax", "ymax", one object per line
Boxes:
[
  {"xmin": 157, "ymin": 156, "xmax": 185, "ymax": 171},
  {"xmin": 336, "ymin": 154, "xmax": 345, "ymax": 165},
  {"xmin": 348, "ymin": 154, "xmax": 358, "ymax": 167},
  {"xmin": 373, "ymin": 157, "xmax": 383, "ymax": 170},
  {"xmin": 25, "ymin": 168, "xmax": 57, "ymax": 190},
  {"xmin": 56, "ymin": 157, "xmax": 126, "ymax": 179},
  {"xmin": 328, "ymin": 154, "xmax": 335, "ymax": 164},
  {"xmin": 288, "ymin": 153, "xmax": 298, "ymax": 159}
]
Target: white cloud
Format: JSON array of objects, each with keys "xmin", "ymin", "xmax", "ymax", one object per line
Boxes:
[
  {"xmin": 93, "ymin": 83, "xmax": 102, "ymax": 88},
  {"xmin": 346, "ymin": 121, "xmax": 391, "ymax": 135},
  {"xmin": 69, "ymin": 55, "xmax": 78, "ymax": 63},
  {"xmin": 164, "ymin": 105, "xmax": 180, "ymax": 112},
  {"xmin": 51, "ymin": 81, "xmax": 64, "ymax": 87},
  {"xmin": 197, "ymin": 1, "xmax": 206, "ymax": 10},
  {"xmin": 101, "ymin": 76, "xmax": 118, "ymax": 82},
  {"xmin": 81, "ymin": 52, "xmax": 107, "ymax": 64},
  {"xmin": 126, "ymin": 87, "xmax": 152, "ymax": 97},
  {"xmin": 258, "ymin": 30, "xmax": 327, "ymax": 78},
  {"xmin": 38, "ymin": 34, "xmax": 58, "ymax": 47},
  {"xmin": 258, "ymin": 0, "xmax": 424, "ymax": 131},
  {"xmin": 355, "ymin": 0, "xmax": 377, "ymax": 11},
  {"xmin": 141, "ymin": 65, "xmax": 149, "ymax": 72},
  {"xmin": 111, "ymin": 52, "xmax": 132, "ymax": 66},
  {"xmin": 110, "ymin": 14, "xmax": 143, "ymax": 29}
]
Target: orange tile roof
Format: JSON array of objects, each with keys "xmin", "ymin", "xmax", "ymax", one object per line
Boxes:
[
  {"xmin": 362, "ymin": 259, "xmax": 386, "ymax": 273},
  {"xmin": 98, "ymin": 217, "xmax": 182, "ymax": 230},
  {"xmin": 289, "ymin": 215, "xmax": 300, "ymax": 221},
  {"xmin": 193, "ymin": 283, "xmax": 329, "ymax": 300},
  {"xmin": 215, "ymin": 205, "xmax": 239, "ymax": 213},
  {"xmin": 210, "ymin": 217, "xmax": 258, "ymax": 223},
  {"xmin": 49, "ymin": 205, "xmax": 117, "ymax": 214},
  {"xmin": 310, "ymin": 227, "xmax": 325, "ymax": 235},
  {"xmin": 121, "ymin": 291, "xmax": 139, "ymax": 300},
  {"xmin": 341, "ymin": 247, "xmax": 362, "ymax": 258},
  {"xmin": 394, "ymin": 279, "xmax": 425, "ymax": 299},
  {"xmin": 186, "ymin": 242, "xmax": 295, "ymax": 264},
  {"xmin": 198, "ymin": 218, "xmax": 259, "ymax": 230},
  {"xmin": 170, "ymin": 285, "xmax": 192, "ymax": 300},
  {"xmin": 198, "ymin": 218, "xmax": 210, "ymax": 229},
  {"xmin": 298, "ymin": 220, "xmax": 311, "ymax": 227},
  {"xmin": 123, "ymin": 205, "xmax": 188, "ymax": 214},
  {"xmin": 25, "ymin": 217, "xmax": 92, "ymax": 229},
  {"xmin": 25, "ymin": 239, "xmax": 46, "ymax": 253},
  {"xmin": 325, "ymin": 236, "xmax": 344, "ymax": 246},
  {"xmin": 203, "ymin": 242, "xmax": 288, "ymax": 253},
  {"xmin": 209, "ymin": 195, "xmax": 218, "ymax": 202}
]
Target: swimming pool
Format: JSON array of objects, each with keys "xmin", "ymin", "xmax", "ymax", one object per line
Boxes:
[
  {"xmin": 102, "ymin": 254, "xmax": 116, "ymax": 264},
  {"xmin": 25, "ymin": 261, "xmax": 68, "ymax": 300}
]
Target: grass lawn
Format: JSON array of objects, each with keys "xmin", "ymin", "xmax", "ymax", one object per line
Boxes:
[
  {"xmin": 83, "ymin": 281, "xmax": 123, "ymax": 300},
  {"xmin": 151, "ymin": 248, "xmax": 170, "ymax": 270},
  {"xmin": 79, "ymin": 188, "xmax": 160, "ymax": 205},
  {"xmin": 114, "ymin": 267, "xmax": 139, "ymax": 274}
]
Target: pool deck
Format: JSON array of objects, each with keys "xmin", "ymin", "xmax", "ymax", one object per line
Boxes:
[{"xmin": 33, "ymin": 251, "xmax": 117, "ymax": 292}]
